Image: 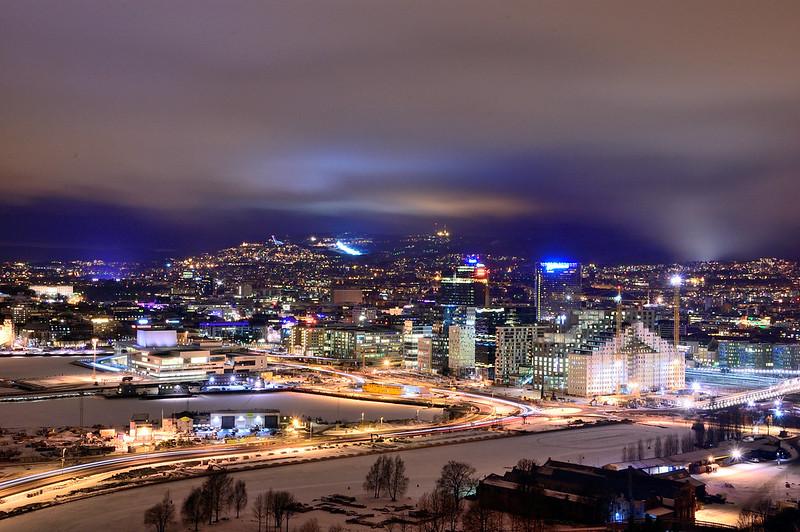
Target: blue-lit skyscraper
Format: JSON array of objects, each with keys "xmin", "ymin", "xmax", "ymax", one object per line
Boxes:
[{"xmin": 535, "ymin": 262, "xmax": 581, "ymax": 322}]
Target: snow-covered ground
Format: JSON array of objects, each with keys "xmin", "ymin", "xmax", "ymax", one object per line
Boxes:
[
  {"xmin": 0, "ymin": 392, "xmax": 443, "ymax": 429},
  {"xmin": 0, "ymin": 356, "xmax": 89, "ymax": 381},
  {"xmin": 695, "ymin": 460, "xmax": 800, "ymax": 526},
  {"xmin": 0, "ymin": 423, "xmax": 691, "ymax": 532}
]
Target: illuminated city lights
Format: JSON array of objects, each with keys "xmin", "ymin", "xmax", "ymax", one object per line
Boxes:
[{"xmin": 334, "ymin": 240, "xmax": 363, "ymax": 256}]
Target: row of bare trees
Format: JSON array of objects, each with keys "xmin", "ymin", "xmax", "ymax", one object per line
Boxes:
[
  {"xmin": 363, "ymin": 455, "xmax": 410, "ymax": 501},
  {"xmin": 251, "ymin": 488, "xmax": 300, "ymax": 532},
  {"xmin": 144, "ymin": 469, "xmax": 247, "ymax": 532},
  {"xmin": 415, "ymin": 460, "xmax": 478, "ymax": 532},
  {"xmin": 620, "ymin": 432, "xmax": 696, "ymax": 462}
]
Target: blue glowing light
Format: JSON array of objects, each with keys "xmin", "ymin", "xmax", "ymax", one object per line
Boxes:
[
  {"xmin": 136, "ymin": 318, "xmax": 149, "ymax": 325},
  {"xmin": 335, "ymin": 240, "xmax": 363, "ymax": 256},
  {"xmin": 199, "ymin": 321, "xmax": 250, "ymax": 327},
  {"xmin": 541, "ymin": 261, "xmax": 575, "ymax": 272}
]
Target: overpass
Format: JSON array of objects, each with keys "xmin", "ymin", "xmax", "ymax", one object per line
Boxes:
[{"xmin": 695, "ymin": 376, "xmax": 800, "ymax": 410}]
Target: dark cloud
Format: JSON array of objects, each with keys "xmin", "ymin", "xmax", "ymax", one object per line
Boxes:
[{"xmin": 2, "ymin": 1, "xmax": 800, "ymax": 261}]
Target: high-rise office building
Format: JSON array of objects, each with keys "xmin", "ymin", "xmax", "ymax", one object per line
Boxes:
[
  {"xmin": 402, "ymin": 320, "xmax": 432, "ymax": 369},
  {"xmin": 535, "ymin": 262, "xmax": 581, "ymax": 322},
  {"xmin": 474, "ymin": 306, "xmax": 538, "ymax": 379},
  {"xmin": 495, "ymin": 324, "xmax": 550, "ymax": 385},
  {"xmin": 448, "ymin": 322, "xmax": 476, "ymax": 376},
  {"xmin": 417, "ymin": 337, "xmax": 434, "ymax": 373},
  {"xmin": 439, "ymin": 257, "xmax": 490, "ymax": 307}
]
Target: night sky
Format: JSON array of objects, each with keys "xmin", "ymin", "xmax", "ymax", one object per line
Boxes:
[{"xmin": 2, "ymin": 1, "xmax": 800, "ymax": 263}]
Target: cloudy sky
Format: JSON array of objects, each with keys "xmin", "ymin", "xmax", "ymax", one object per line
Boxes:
[{"xmin": 2, "ymin": 1, "xmax": 800, "ymax": 261}]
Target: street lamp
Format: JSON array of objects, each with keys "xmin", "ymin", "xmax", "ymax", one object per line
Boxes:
[{"xmin": 91, "ymin": 337, "xmax": 99, "ymax": 384}]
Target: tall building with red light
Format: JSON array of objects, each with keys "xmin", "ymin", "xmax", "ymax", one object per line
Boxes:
[{"xmin": 439, "ymin": 257, "xmax": 490, "ymax": 307}]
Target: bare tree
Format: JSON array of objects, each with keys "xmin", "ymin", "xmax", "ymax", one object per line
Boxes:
[
  {"xmin": 436, "ymin": 460, "xmax": 477, "ymax": 531},
  {"xmin": 667, "ymin": 433, "xmax": 680, "ymax": 456},
  {"xmin": 737, "ymin": 502, "xmax": 770, "ymax": 532},
  {"xmin": 296, "ymin": 518, "xmax": 322, "ymax": 532},
  {"xmin": 233, "ymin": 479, "xmax": 248, "ymax": 518},
  {"xmin": 201, "ymin": 469, "xmax": 235, "ymax": 523},
  {"xmin": 462, "ymin": 500, "xmax": 504, "ymax": 532},
  {"xmin": 387, "ymin": 455, "xmax": 410, "ymax": 501},
  {"xmin": 181, "ymin": 486, "xmax": 208, "ymax": 532},
  {"xmin": 417, "ymin": 489, "xmax": 453, "ymax": 532},
  {"xmin": 144, "ymin": 491, "xmax": 175, "ymax": 532},
  {"xmin": 268, "ymin": 489, "xmax": 297, "ymax": 532},
  {"xmin": 252, "ymin": 493, "xmax": 267, "ymax": 532},
  {"xmin": 626, "ymin": 443, "xmax": 636, "ymax": 461},
  {"xmin": 681, "ymin": 432, "xmax": 694, "ymax": 454},
  {"xmin": 510, "ymin": 512, "xmax": 546, "ymax": 532},
  {"xmin": 692, "ymin": 422, "xmax": 706, "ymax": 448},
  {"xmin": 364, "ymin": 456, "xmax": 386, "ymax": 498},
  {"xmin": 515, "ymin": 459, "xmax": 537, "ymax": 473}
]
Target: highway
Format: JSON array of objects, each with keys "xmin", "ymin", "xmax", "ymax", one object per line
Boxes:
[{"xmin": 0, "ymin": 379, "xmax": 534, "ymax": 503}]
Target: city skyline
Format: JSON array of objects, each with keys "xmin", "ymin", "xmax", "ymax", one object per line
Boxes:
[
  {"xmin": 2, "ymin": 3, "xmax": 800, "ymax": 530},
  {"xmin": 3, "ymin": 1, "xmax": 800, "ymax": 262}
]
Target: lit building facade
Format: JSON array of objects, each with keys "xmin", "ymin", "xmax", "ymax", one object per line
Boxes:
[
  {"xmin": 495, "ymin": 325, "xmax": 551, "ymax": 385},
  {"xmin": 0, "ymin": 319, "xmax": 13, "ymax": 347},
  {"xmin": 29, "ymin": 285, "xmax": 74, "ymax": 299},
  {"xmin": 718, "ymin": 340, "xmax": 800, "ymax": 371},
  {"xmin": 567, "ymin": 322, "xmax": 685, "ymax": 397},
  {"xmin": 439, "ymin": 257, "xmax": 490, "ymax": 307},
  {"xmin": 448, "ymin": 322, "xmax": 476, "ymax": 376},
  {"xmin": 288, "ymin": 325, "xmax": 326, "ymax": 356},
  {"xmin": 402, "ymin": 321, "xmax": 432, "ymax": 369},
  {"xmin": 535, "ymin": 262, "xmax": 581, "ymax": 322},
  {"xmin": 129, "ymin": 349, "xmax": 266, "ymax": 379},
  {"xmin": 324, "ymin": 325, "xmax": 403, "ymax": 367},
  {"xmin": 417, "ymin": 337, "xmax": 433, "ymax": 373}
]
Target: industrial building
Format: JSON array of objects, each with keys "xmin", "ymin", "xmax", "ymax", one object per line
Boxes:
[{"xmin": 477, "ymin": 459, "xmax": 696, "ymax": 526}]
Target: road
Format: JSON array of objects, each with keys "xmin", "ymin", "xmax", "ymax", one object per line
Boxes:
[
  {"xmin": 0, "ymin": 423, "xmax": 692, "ymax": 532},
  {"xmin": 0, "ymin": 383, "xmax": 533, "ymax": 504}
]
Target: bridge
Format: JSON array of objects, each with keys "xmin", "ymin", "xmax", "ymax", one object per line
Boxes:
[{"xmin": 695, "ymin": 376, "xmax": 800, "ymax": 410}]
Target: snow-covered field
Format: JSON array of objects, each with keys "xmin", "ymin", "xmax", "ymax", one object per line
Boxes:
[
  {"xmin": 0, "ymin": 356, "xmax": 89, "ymax": 380},
  {"xmin": 695, "ymin": 460, "xmax": 800, "ymax": 525},
  {"xmin": 0, "ymin": 392, "xmax": 443, "ymax": 429},
  {"xmin": 0, "ymin": 423, "xmax": 691, "ymax": 532}
]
